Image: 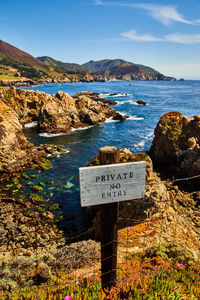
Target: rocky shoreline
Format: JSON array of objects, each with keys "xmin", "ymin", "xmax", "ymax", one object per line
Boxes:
[
  {"xmin": 0, "ymin": 86, "xmax": 200, "ymax": 293},
  {"xmin": 0, "ymin": 87, "xmax": 126, "ymax": 173},
  {"xmin": 0, "ymin": 74, "xmax": 177, "ymax": 88}
]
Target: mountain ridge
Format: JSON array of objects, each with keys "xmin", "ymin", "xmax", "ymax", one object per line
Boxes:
[{"xmin": 0, "ymin": 39, "xmax": 175, "ymax": 85}]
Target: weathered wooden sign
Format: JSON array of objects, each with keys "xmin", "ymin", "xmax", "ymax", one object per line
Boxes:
[{"xmin": 79, "ymin": 161, "xmax": 146, "ymax": 207}]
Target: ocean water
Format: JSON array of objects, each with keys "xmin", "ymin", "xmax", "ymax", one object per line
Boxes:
[{"xmin": 22, "ymin": 80, "xmax": 200, "ymax": 229}]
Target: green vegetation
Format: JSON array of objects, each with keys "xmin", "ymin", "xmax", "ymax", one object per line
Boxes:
[
  {"xmin": 1, "ymin": 258, "xmax": 200, "ymax": 299},
  {"xmin": 37, "ymin": 56, "xmax": 86, "ymax": 73},
  {"xmin": 0, "ymin": 56, "xmax": 48, "ymax": 80}
]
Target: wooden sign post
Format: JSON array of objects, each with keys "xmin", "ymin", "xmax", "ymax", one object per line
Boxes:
[
  {"xmin": 99, "ymin": 146, "xmax": 120, "ymax": 289},
  {"xmin": 79, "ymin": 146, "xmax": 146, "ymax": 290}
]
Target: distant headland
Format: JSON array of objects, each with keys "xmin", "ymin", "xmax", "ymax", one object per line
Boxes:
[{"xmin": 0, "ymin": 39, "xmax": 176, "ymax": 87}]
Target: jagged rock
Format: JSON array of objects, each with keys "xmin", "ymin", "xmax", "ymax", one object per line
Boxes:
[
  {"xmin": 149, "ymin": 111, "xmax": 200, "ymax": 181},
  {"xmin": 113, "ymin": 112, "xmax": 129, "ymax": 121},
  {"xmin": 0, "ymin": 99, "xmax": 32, "ymax": 172},
  {"xmin": 0, "ymin": 87, "xmax": 124, "ymax": 172},
  {"xmin": 38, "ymin": 91, "xmax": 78, "ymax": 133},
  {"xmin": 39, "ymin": 92, "xmax": 121, "ymax": 131},
  {"xmin": 0, "ymin": 87, "xmax": 47, "ymax": 125},
  {"xmin": 137, "ymin": 100, "xmax": 147, "ymax": 105}
]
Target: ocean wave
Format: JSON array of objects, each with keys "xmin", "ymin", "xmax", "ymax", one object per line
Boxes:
[
  {"xmin": 117, "ymin": 100, "xmax": 149, "ymax": 106},
  {"xmin": 128, "ymin": 116, "xmax": 144, "ymax": 120},
  {"xmin": 24, "ymin": 122, "xmax": 38, "ymax": 128},
  {"xmin": 71, "ymin": 125, "xmax": 93, "ymax": 131},
  {"xmin": 134, "ymin": 131, "xmax": 154, "ymax": 149},
  {"xmin": 119, "ymin": 112, "xmax": 144, "ymax": 120},
  {"xmin": 39, "ymin": 132, "xmax": 67, "ymax": 137},
  {"xmin": 105, "ymin": 117, "xmax": 121, "ymax": 123},
  {"xmin": 116, "ymin": 100, "xmax": 135, "ymax": 105},
  {"xmin": 99, "ymin": 93, "xmax": 131, "ymax": 98},
  {"xmin": 47, "ymin": 149, "xmax": 70, "ymax": 157}
]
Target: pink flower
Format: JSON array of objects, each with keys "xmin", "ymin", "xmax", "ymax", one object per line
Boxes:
[
  {"xmin": 64, "ymin": 297, "xmax": 72, "ymax": 300},
  {"xmin": 177, "ymin": 264, "xmax": 183, "ymax": 267}
]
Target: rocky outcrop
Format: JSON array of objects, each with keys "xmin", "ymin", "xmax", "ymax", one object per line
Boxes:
[
  {"xmin": 137, "ymin": 100, "xmax": 147, "ymax": 106},
  {"xmin": 0, "ymin": 99, "xmax": 33, "ymax": 173},
  {"xmin": 38, "ymin": 91, "xmax": 124, "ymax": 133},
  {"xmin": 0, "ymin": 87, "xmax": 47, "ymax": 125},
  {"xmin": 0, "ymin": 87, "xmax": 125, "ymax": 173},
  {"xmin": 0, "ymin": 100, "xmax": 59, "ymax": 175},
  {"xmin": 0, "ymin": 87, "xmax": 124, "ymax": 132},
  {"xmin": 149, "ymin": 111, "xmax": 200, "ymax": 180}
]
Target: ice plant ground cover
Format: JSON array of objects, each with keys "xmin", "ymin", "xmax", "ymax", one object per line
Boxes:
[
  {"xmin": 1, "ymin": 223, "xmax": 200, "ymax": 299},
  {"xmin": 1, "ymin": 258, "xmax": 200, "ymax": 299}
]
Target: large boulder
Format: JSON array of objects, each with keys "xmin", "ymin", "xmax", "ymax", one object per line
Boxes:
[
  {"xmin": 38, "ymin": 92, "xmax": 122, "ymax": 132},
  {"xmin": 38, "ymin": 91, "xmax": 79, "ymax": 133},
  {"xmin": 150, "ymin": 111, "xmax": 200, "ymax": 178}
]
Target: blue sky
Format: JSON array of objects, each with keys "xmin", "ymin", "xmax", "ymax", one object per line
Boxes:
[{"xmin": 1, "ymin": 0, "xmax": 200, "ymax": 79}]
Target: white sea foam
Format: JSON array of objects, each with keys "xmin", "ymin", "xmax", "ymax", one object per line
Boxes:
[
  {"xmin": 119, "ymin": 112, "xmax": 144, "ymax": 120},
  {"xmin": 127, "ymin": 116, "xmax": 144, "ymax": 120},
  {"xmin": 146, "ymin": 131, "xmax": 154, "ymax": 138},
  {"xmin": 134, "ymin": 131, "xmax": 154, "ymax": 149},
  {"xmin": 105, "ymin": 117, "xmax": 120, "ymax": 123},
  {"xmin": 99, "ymin": 93, "xmax": 131, "ymax": 98},
  {"xmin": 47, "ymin": 149, "xmax": 70, "ymax": 157},
  {"xmin": 24, "ymin": 122, "xmax": 38, "ymax": 128},
  {"xmin": 116, "ymin": 99, "xmax": 134, "ymax": 105},
  {"xmin": 71, "ymin": 125, "xmax": 93, "ymax": 131},
  {"xmin": 39, "ymin": 132, "xmax": 67, "ymax": 137},
  {"xmin": 117, "ymin": 100, "xmax": 149, "ymax": 106},
  {"xmin": 136, "ymin": 140, "xmax": 145, "ymax": 147}
]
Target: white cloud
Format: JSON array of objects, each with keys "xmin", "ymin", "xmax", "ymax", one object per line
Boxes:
[
  {"xmin": 121, "ymin": 29, "xmax": 200, "ymax": 44},
  {"xmin": 166, "ymin": 33, "xmax": 200, "ymax": 44},
  {"xmin": 121, "ymin": 30, "xmax": 162, "ymax": 42},
  {"xmin": 94, "ymin": 1, "xmax": 193, "ymax": 26},
  {"xmin": 94, "ymin": 0, "xmax": 103, "ymax": 5},
  {"xmin": 132, "ymin": 3, "xmax": 192, "ymax": 26}
]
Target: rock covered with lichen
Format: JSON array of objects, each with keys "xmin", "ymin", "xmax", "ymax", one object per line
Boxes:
[{"xmin": 149, "ymin": 111, "xmax": 200, "ymax": 179}]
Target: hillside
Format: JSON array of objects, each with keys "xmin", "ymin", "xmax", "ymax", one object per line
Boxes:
[
  {"xmin": 0, "ymin": 40, "xmax": 45, "ymax": 68},
  {"xmin": 82, "ymin": 59, "xmax": 132, "ymax": 72},
  {"xmin": 38, "ymin": 56, "xmax": 85, "ymax": 73},
  {"xmin": 0, "ymin": 39, "xmax": 175, "ymax": 85},
  {"xmin": 82, "ymin": 58, "xmax": 167, "ymax": 80}
]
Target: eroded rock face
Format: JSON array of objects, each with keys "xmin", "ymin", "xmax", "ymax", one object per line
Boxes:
[
  {"xmin": 0, "ymin": 87, "xmax": 47, "ymax": 125},
  {"xmin": 150, "ymin": 111, "xmax": 200, "ymax": 178},
  {"xmin": 38, "ymin": 91, "xmax": 78, "ymax": 133},
  {"xmin": 0, "ymin": 87, "xmax": 124, "ymax": 134},
  {"xmin": 38, "ymin": 91, "xmax": 123, "ymax": 133},
  {"xmin": 0, "ymin": 100, "xmax": 31, "ymax": 172}
]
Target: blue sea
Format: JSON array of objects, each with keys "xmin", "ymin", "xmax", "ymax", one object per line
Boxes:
[{"xmin": 22, "ymin": 80, "xmax": 200, "ymax": 229}]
